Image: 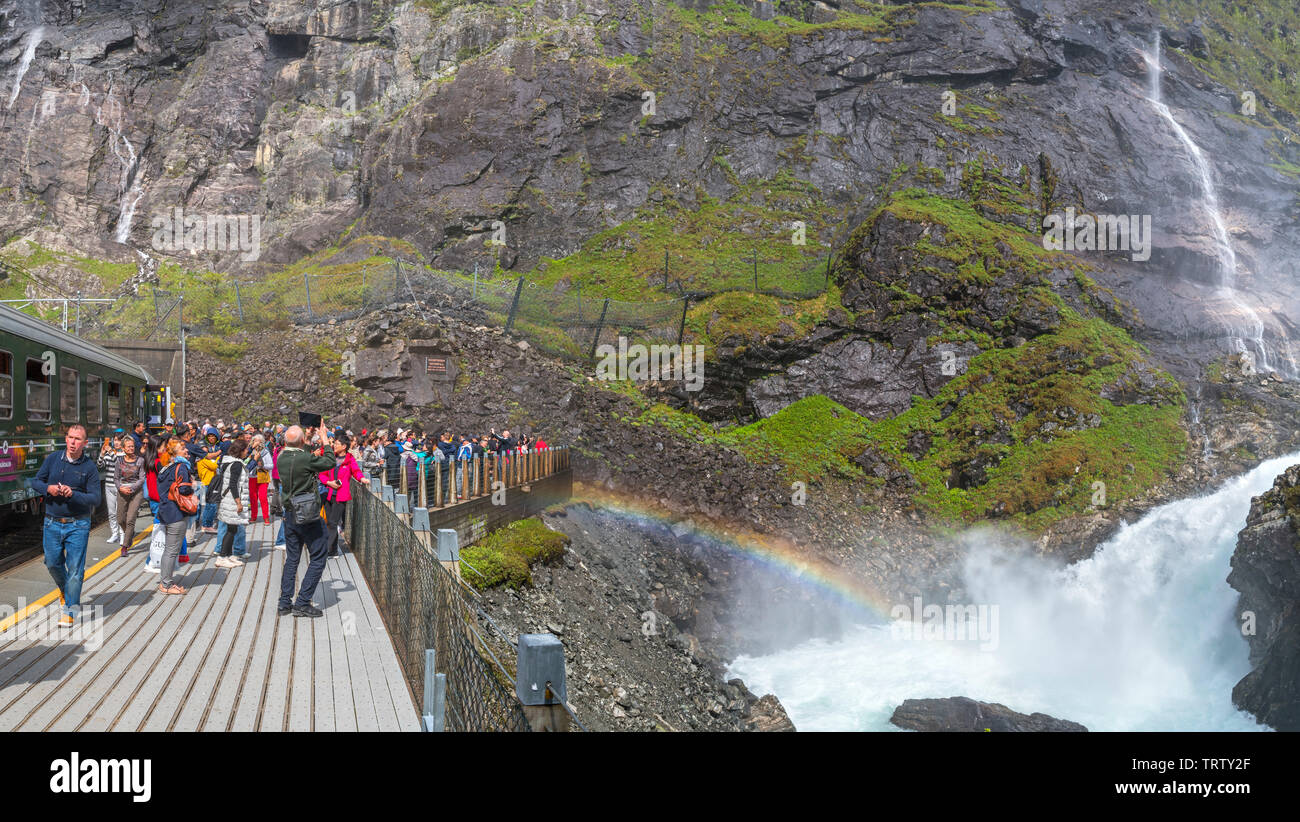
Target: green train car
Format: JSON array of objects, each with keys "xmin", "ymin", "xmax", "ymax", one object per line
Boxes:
[{"xmin": 0, "ymin": 304, "xmax": 153, "ymax": 514}]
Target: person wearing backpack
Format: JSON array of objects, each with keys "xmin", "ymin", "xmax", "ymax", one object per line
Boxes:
[
  {"xmin": 213, "ymin": 439, "xmax": 251, "ymax": 568},
  {"xmin": 276, "ymin": 425, "xmax": 338, "ymax": 618},
  {"xmin": 156, "ymin": 437, "xmax": 196, "ymax": 595}
]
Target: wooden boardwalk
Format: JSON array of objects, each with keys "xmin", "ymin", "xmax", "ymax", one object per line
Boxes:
[{"xmin": 0, "ymin": 521, "xmax": 419, "ymax": 731}]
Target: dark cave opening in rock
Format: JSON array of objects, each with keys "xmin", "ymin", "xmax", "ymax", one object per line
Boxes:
[{"xmin": 268, "ymin": 33, "xmax": 311, "ymax": 59}]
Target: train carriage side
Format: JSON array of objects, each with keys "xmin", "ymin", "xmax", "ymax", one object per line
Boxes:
[{"xmin": 0, "ymin": 305, "xmax": 150, "ymax": 514}]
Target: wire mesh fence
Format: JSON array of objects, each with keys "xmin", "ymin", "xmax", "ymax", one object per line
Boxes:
[
  {"xmin": 23, "ymin": 240, "xmax": 835, "ymax": 359},
  {"xmin": 347, "ymin": 478, "xmax": 532, "ymax": 732}
]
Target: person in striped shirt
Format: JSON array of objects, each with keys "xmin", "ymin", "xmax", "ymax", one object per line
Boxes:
[{"xmin": 98, "ymin": 435, "xmax": 124, "ymax": 546}]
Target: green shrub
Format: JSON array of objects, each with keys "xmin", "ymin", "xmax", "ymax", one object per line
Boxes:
[{"xmin": 460, "ymin": 517, "xmax": 569, "ymax": 589}]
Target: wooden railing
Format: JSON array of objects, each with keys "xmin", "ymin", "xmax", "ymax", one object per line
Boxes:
[{"xmin": 380, "ymin": 446, "xmax": 572, "ymax": 511}]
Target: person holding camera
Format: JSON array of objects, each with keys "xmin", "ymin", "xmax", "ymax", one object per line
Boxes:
[{"xmin": 276, "ymin": 424, "xmax": 338, "ymax": 618}]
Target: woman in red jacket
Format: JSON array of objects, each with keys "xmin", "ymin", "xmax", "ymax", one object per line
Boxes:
[{"xmin": 320, "ymin": 435, "xmax": 368, "ymax": 557}]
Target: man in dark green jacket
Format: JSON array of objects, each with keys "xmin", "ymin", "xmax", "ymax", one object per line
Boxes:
[{"xmin": 275, "ymin": 424, "xmax": 337, "ymax": 618}]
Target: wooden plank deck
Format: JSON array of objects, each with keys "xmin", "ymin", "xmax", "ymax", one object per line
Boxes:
[{"xmin": 0, "ymin": 520, "xmax": 419, "ymax": 732}]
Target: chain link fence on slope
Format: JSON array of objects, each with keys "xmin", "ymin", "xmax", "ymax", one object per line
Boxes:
[{"xmin": 59, "ymin": 244, "xmax": 838, "ymax": 360}]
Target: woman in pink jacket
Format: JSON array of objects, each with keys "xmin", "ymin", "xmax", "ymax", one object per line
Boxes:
[{"xmin": 320, "ymin": 435, "xmax": 369, "ymax": 557}]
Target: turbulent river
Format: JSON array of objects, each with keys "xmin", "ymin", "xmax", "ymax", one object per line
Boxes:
[{"xmin": 727, "ymin": 455, "xmax": 1297, "ymax": 732}]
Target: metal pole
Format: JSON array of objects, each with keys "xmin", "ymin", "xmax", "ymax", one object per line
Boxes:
[
  {"xmin": 233, "ymin": 278, "xmax": 245, "ymax": 322},
  {"xmin": 504, "ymin": 277, "xmax": 524, "ymax": 334},
  {"xmin": 304, "ymin": 272, "xmax": 313, "ymax": 318},
  {"xmin": 663, "ymin": 249, "xmax": 668, "ymax": 289},
  {"xmin": 75, "ymin": 291, "xmax": 81, "ymax": 335},
  {"xmin": 753, "ymin": 249, "xmax": 758, "ymax": 293},
  {"xmin": 179, "ymin": 297, "xmax": 186, "ymax": 423},
  {"xmin": 62, "ymin": 300, "xmax": 68, "ymax": 331},
  {"xmin": 473, "ymin": 262, "xmax": 478, "ymax": 300},
  {"xmin": 677, "ymin": 296, "xmax": 689, "ymax": 347},
  {"xmin": 589, "ymin": 298, "xmax": 609, "ymax": 360}
]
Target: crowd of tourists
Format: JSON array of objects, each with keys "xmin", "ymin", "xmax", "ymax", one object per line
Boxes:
[{"xmin": 32, "ymin": 417, "xmax": 550, "ymax": 627}]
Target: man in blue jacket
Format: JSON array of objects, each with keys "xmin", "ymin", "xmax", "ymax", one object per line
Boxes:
[{"xmin": 29, "ymin": 424, "xmax": 101, "ymax": 627}]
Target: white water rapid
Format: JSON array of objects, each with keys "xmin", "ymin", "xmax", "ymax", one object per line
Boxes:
[{"xmin": 727, "ymin": 452, "xmax": 1297, "ymax": 731}]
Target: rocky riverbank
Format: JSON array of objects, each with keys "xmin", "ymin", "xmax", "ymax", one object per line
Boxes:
[{"xmin": 1228, "ymin": 463, "xmax": 1300, "ymax": 731}]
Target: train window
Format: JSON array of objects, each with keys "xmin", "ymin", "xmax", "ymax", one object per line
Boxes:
[
  {"xmin": 0, "ymin": 351, "xmax": 11, "ymax": 420},
  {"xmin": 26, "ymin": 358, "xmax": 50, "ymax": 422},
  {"xmin": 60, "ymin": 367, "xmax": 78, "ymax": 422},
  {"xmin": 108, "ymin": 381, "xmax": 121, "ymax": 423},
  {"xmin": 86, "ymin": 374, "xmax": 102, "ymax": 423}
]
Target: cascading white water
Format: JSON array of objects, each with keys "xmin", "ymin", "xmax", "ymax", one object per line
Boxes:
[
  {"xmin": 6, "ymin": 24, "xmax": 44, "ymax": 110},
  {"xmin": 727, "ymin": 452, "xmax": 1298, "ymax": 731},
  {"xmin": 1145, "ymin": 35, "xmax": 1282, "ymax": 375},
  {"xmin": 98, "ymin": 81, "xmax": 144, "ymax": 244}
]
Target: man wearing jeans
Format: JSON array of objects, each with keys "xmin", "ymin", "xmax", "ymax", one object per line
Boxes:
[
  {"xmin": 275, "ymin": 425, "xmax": 336, "ymax": 618},
  {"xmin": 29, "ymin": 425, "xmax": 101, "ymax": 628}
]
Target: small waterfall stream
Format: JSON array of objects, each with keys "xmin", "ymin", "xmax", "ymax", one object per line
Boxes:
[
  {"xmin": 6, "ymin": 24, "xmax": 43, "ymax": 110},
  {"xmin": 1144, "ymin": 35, "xmax": 1289, "ymax": 377}
]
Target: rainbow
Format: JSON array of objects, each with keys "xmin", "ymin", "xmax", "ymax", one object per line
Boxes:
[{"xmin": 568, "ymin": 482, "xmax": 899, "ymax": 621}]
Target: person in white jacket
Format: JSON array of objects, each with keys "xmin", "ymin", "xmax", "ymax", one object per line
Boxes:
[{"xmin": 214, "ymin": 440, "xmax": 252, "ymax": 568}]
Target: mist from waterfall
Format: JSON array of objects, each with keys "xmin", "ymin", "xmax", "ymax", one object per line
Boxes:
[{"xmin": 727, "ymin": 453, "xmax": 1295, "ymax": 731}]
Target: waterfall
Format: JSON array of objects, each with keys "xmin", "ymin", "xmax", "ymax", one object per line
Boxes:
[
  {"xmin": 6, "ymin": 25, "xmax": 44, "ymax": 110},
  {"xmin": 99, "ymin": 81, "xmax": 144, "ymax": 244},
  {"xmin": 727, "ymin": 452, "xmax": 1298, "ymax": 731},
  {"xmin": 1144, "ymin": 35, "xmax": 1285, "ymax": 377}
]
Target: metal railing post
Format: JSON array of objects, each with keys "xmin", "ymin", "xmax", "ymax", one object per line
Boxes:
[
  {"xmin": 517, "ymin": 634, "xmax": 569, "ymax": 732},
  {"xmin": 423, "ymin": 648, "xmax": 446, "ymax": 732},
  {"xmin": 436, "ymin": 528, "xmax": 460, "ymax": 581},
  {"xmin": 304, "ymin": 272, "xmax": 313, "ymax": 318}
]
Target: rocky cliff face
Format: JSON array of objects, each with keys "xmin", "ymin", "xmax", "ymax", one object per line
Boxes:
[
  {"xmin": 3, "ymin": 1, "xmax": 1298, "ymax": 318},
  {"xmin": 1228, "ymin": 462, "xmax": 1300, "ymax": 731}
]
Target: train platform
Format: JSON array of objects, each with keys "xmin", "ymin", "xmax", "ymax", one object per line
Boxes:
[{"xmin": 0, "ymin": 518, "xmax": 419, "ymax": 731}]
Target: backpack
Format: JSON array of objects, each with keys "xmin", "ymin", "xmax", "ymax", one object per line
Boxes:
[
  {"xmin": 168, "ymin": 466, "xmax": 198, "ymax": 515},
  {"xmin": 205, "ymin": 464, "xmax": 226, "ymax": 504},
  {"xmin": 208, "ymin": 461, "xmax": 243, "ymax": 504}
]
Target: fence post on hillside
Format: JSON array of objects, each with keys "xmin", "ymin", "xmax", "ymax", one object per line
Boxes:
[
  {"xmin": 517, "ymin": 634, "xmax": 569, "ymax": 732},
  {"xmin": 824, "ymin": 248, "xmax": 833, "ymax": 291},
  {"xmin": 393, "ymin": 260, "xmax": 401, "ymax": 302},
  {"xmin": 304, "ymin": 273, "xmax": 313, "ymax": 318},
  {"xmin": 663, "ymin": 249, "xmax": 669, "ymax": 289},
  {"xmin": 588, "ymin": 298, "xmax": 610, "ymax": 360},
  {"xmin": 504, "ymin": 277, "xmax": 524, "ymax": 334},
  {"xmin": 233, "ymin": 278, "xmax": 245, "ymax": 322},
  {"xmin": 677, "ymin": 297, "xmax": 689, "ymax": 346},
  {"xmin": 436, "ymin": 528, "xmax": 460, "ymax": 581},
  {"xmin": 417, "ymin": 458, "xmax": 427, "ymax": 509},
  {"xmin": 422, "ymin": 649, "xmax": 446, "ymax": 732},
  {"xmin": 752, "ymin": 248, "xmax": 759, "ymax": 293}
]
